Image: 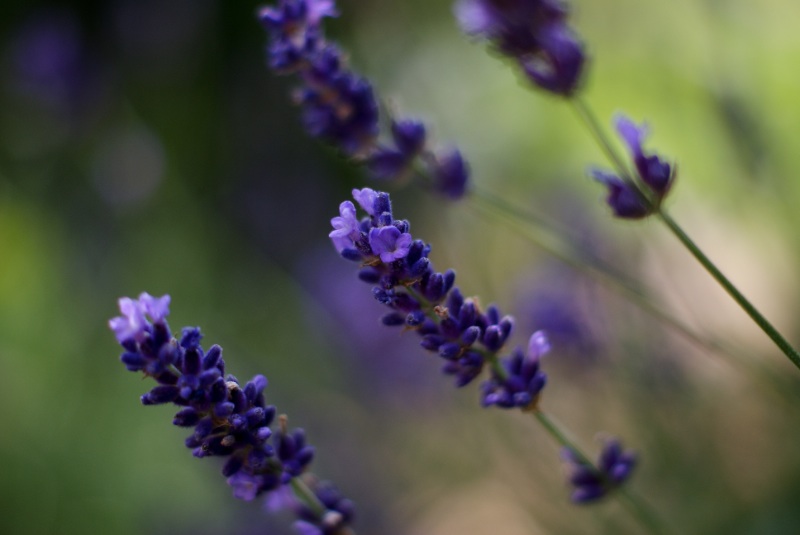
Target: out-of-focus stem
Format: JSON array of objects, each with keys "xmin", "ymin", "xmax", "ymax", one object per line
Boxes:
[{"xmin": 569, "ymin": 96, "xmax": 800, "ymax": 372}]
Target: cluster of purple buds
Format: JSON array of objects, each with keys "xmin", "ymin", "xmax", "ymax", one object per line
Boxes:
[
  {"xmin": 562, "ymin": 438, "xmax": 637, "ymax": 503},
  {"xmin": 455, "ymin": 0, "xmax": 586, "ymax": 96},
  {"xmin": 330, "ymin": 188, "xmax": 548, "ymax": 408},
  {"xmin": 109, "ymin": 293, "xmax": 354, "ymax": 535},
  {"xmin": 590, "ymin": 114, "xmax": 676, "ymax": 219},
  {"xmin": 481, "ymin": 329, "xmax": 549, "ymax": 409},
  {"xmin": 258, "ymin": 0, "xmax": 469, "ymax": 198}
]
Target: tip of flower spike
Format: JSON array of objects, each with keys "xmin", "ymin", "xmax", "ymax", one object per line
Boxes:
[
  {"xmin": 352, "ymin": 187, "xmax": 378, "ymax": 216},
  {"xmin": 613, "ymin": 114, "xmax": 648, "ymax": 157},
  {"xmin": 109, "ymin": 292, "xmax": 171, "ymax": 344}
]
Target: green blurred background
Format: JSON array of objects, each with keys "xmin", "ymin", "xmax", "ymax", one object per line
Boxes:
[{"xmin": 4, "ymin": 0, "xmax": 800, "ymax": 533}]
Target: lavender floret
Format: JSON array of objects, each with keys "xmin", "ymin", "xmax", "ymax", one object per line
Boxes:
[
  {"xmin": 562, "ymin": 438, "xmax": 637, "ymax": 503},
  {"xmin": 481, "ymin": 331, "xmax": 549, "ymax": 409},
  {"xmin": 615, "ymin": 114, "xmax": 675, "ymax": 197},
  {"xmin": 590, "ymin": 169, "xmax": 651, "ymax": 220}
]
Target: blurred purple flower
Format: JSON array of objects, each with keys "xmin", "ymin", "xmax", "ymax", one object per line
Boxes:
[
  {"xmin": 563, "ymin": 438, "xmax": 637, "ymax": 503},
  {"xmin": 454, "ymin": 0, "xmax": 586, "ymax": 96}
]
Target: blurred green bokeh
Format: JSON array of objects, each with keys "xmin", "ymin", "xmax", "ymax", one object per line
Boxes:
[{"xmin": 4, "ymin": 1, "xmax": 800, "ymax": 534}]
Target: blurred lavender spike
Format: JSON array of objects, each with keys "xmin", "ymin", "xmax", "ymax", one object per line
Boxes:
[{"xmin": 258, "ymin": 0, "xmax": 470, "ymax": 197}]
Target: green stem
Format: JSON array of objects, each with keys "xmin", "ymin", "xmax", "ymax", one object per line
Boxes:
[
  {"xmin": 570, "ymin": 97, "xmax": 632, "ymax": 181},
  {"xmin": 533, "ymin": 411, "xmax": 669, "ymax": 535},
  {"xmin": 657, "ymin": 209, "xmax": 800, "ymax": 370},
  {"xmin": 290, "ymin": 476, "xmax": 328, "ymax": 519},
  {"xmin": 571, "ymin": 96, "xmax": 800, "ymax": 372}
]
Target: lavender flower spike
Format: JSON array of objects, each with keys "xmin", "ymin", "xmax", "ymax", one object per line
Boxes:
[
  {"xmin": 110, "ymin": 294, "xmax": 355, "ymax": 535},
  {"xmin": 259, "ymin": 0, "xmax": 472, "ymax": 197},
  {"xmin": 329, "ymin": 189, "xmax": 546, "ymax": 406}
]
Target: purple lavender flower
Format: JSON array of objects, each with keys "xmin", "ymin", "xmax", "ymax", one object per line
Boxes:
[
  {"xmin": 330, "ymin": 188, "xmax": 546, "ymax": 406},
  {"xmin": 428, "ymin": 147, "xmax": 470, "ymax": 199},
  {"xmin": 366, "ymin": 119, "xmax": 427, "ymax": 180},
  {"xmin": 352, "ymin": 187, "xmax": 378, "ymax": 216},
  {"xmin": 590, "ymin": 114, "xmax": 675, "ymax": 219},
  {"xmin": 590, "ymin": 169, "xmax": 651, "ymax": 219},
  {"xmin": 368, "ymin": 226, "xmax": 413, "ymax": 262},
  {"xmin": 615, "ymin": 115, "xmax": 675, "ymax": 197},
  {"xmin": 259, "ymin": 0, "xmax": 471, "ymax": 197},
  {"xmin": 110, "ymin": 293, "xmax": 354, "ymax": 534},
  {"xmin": 562, "ymin": 438, "xmax": 637, "ymax": 503},
  {"xmin": 454, "ymin": 0, "xmax": 586, "ymax": 96},
  {"xmin": 329, "ymin": 201, "xmax": 361, "ymax": 252},
  {"xmin": 481, "ymin": 331, "xmax": 549, "ymax": 409},
  {"xmin": 258, "ymin": 0, "xmax": 338, "ymax": 72}
]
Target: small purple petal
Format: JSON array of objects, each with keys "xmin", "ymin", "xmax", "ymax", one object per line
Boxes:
[
  {"xmin": 139, "ymin": 292, "xmax": 170, "ymax": 323},
  {"xmin": 614, "ymin": 114, "xmax": 647, "ymax": 158},
  {"xmin": 109, "ymin": 296, "xmax": 148, "ymax": 343},
  {"xmin": 454, "ymin": 0, "xmax": 493, "ymax": 36},
  {"xmin": 227, "ymin": 471, "xmax": 264, "ymax": 501},
  {"xmin": 527, "ymin": 330, "xmax": 551, "ymax": 360},
  {"xmin": 352, "ymin": 187, "xmax": 378, "ymax": 215},
  {"xmin": 329, "ymin": 201, "xmax": 360, "ymax": 252}
]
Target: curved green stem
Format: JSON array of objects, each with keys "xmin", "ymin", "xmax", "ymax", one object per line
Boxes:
[
  {"xmin": 533, "ymin": 411, "xmax": 669, "ymax": 535},
  {"xmin": 657, "ymin": 209, "xmax": 800, "ymax": 370}
]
